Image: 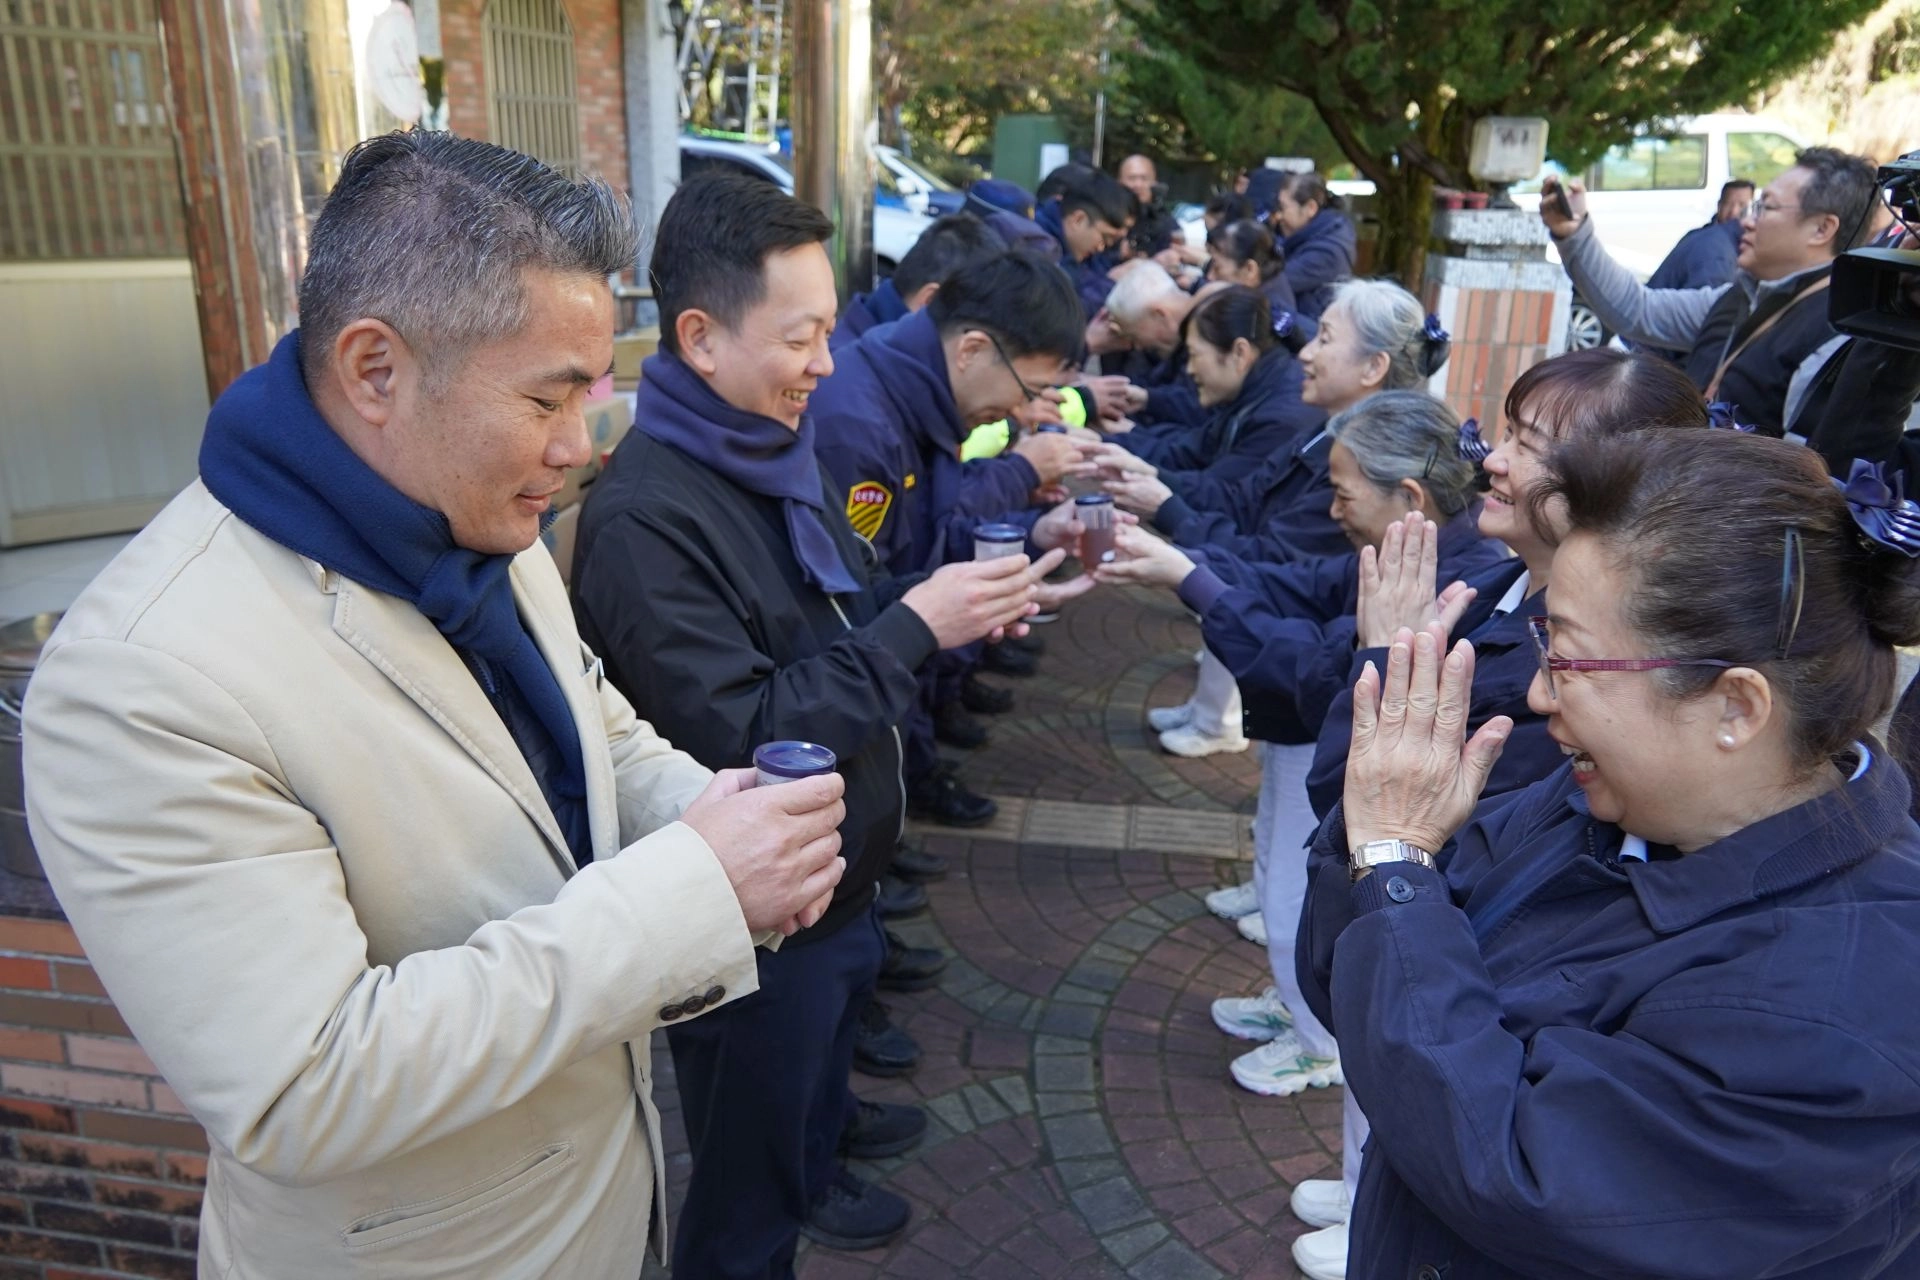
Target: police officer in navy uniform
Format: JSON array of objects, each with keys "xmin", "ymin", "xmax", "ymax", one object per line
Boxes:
[{"xmin": 812, "ymin": 251, "xmax": 1096, "ymax": 827}]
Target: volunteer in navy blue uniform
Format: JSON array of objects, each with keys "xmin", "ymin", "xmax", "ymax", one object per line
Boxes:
[
  {"xmin": 1288, "ymin": 347, "xmax": 1712, "ymax": 1280},
  {"xmin": 1205, "ymin": 218, "xmax": 1310, "ymax": 341},
  {"xmin": 1093, "ymin": 286, "xmax": 1318, "ymax": 495},
  {"xmin": 570, "ymin": 173, "xmax": 1064, "ymax": 1279},
  {"xmin": 1272, "ymin": 172, "xmax": 1357, "ymax": 322},
  {"xmin": 830, "ymin": 212, "xmax": 1004, "ymax": 352},
  {"xmin": 1094, "ymin": 394, "xmax": 1502, "ymax": 1109},
  {"xmin": 810, "ymin": 251, "xmax": 1097, "ymax": 826},
  {"xmin": 1308, "ymin": 427, "xmax": 1920, "ymax": 1280}
]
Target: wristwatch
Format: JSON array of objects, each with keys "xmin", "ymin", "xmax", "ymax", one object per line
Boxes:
[{"xmin": 1349, "ymin": 838, "xmax": 1437, "ymax": 882}]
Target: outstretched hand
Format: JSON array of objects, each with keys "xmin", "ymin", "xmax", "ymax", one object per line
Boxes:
[{"xmin": 1342, "ymin": 624, "xmax": 1511, "ymax": 856}]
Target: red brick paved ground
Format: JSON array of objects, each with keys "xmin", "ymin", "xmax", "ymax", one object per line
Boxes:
[{"xmin": 646, "ymin": 585, "xmax": 1335, "ymax": 1279}]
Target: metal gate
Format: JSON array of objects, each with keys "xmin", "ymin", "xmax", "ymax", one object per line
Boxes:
[
  {"xmin": 0, "ymin": 0, "xmax": 207, "ymax": 546},
  {"xmin": 0, "ymin": 0, "xmax": 183, "ymax": 260},
  {"xmin": 483, "ymin": 0, "xmax": 581, "ymax": 175}
]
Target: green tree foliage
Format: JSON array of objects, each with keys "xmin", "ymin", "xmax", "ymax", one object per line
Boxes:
[
  {"xmin": 1123, "ymin": 0, "xmax": 1883, "ymax": 283},
  {"xmin": 1114, "ymin": 45, "xmax": 1342, "ymax": 178}
]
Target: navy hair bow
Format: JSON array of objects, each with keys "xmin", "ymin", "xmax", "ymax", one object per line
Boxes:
[
  {"xmin": 1835, "ymin": 459, "xmax": 1920, "ymax": 558},
  {"xmin": 1706, "ymin": 401, "xmax": 1757, "ymax": 432},
  {"xmin": 1423, "ymin": 314, "xmax": 1450, "ymax": 344},
  {"xmin": 1456, "ymin": 417, "xmax": 1491, "ymax": 463},
  {"xmin": 1272, "ymin": 310, "xmax": 1296, "ymax": 339}
]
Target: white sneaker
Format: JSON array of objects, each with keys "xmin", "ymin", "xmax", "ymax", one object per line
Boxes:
[
  {"xmin": 1230, "ymin": 1032, "xmax": 1342, "ymax": 1097},
  {"xmin": 1290, "ymin": 1178, "xmax": 1351, "ymax": 1228},
  {"xmin": 1204, "ymin": 880, "xmax": 1258, "ymax": 919},
  {"xmin": 1147, "ymin": 703, "xmax": 1193, "ymax": 733},
  {"xmin": 1210, "ymin": 986, "xmax": 1293, "ymax": 1041},
  {"xmin": 1158, "ymin": 724, "xmax": 1250, "ymax": 758},
  {"xmin": 1236, "ymin": 911, "xmax": 1269, "ymax": 946},
  {"xmin": 1291, "ymin": 1220, "xmax": 1348, "ymax": 1280}
]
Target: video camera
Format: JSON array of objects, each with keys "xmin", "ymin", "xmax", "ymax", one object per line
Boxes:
[{"xmin": 1831, "ymin": 150, "xmax": 1920, "ymax": 351}]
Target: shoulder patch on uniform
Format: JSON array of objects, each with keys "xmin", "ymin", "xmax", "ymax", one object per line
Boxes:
[{"xmin": 846, "ymin": 481, "xmax": 892, "ymax": 539}]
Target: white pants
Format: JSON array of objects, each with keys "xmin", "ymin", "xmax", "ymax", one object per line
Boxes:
[
  {"xmin": 1251, "ymin": 741, "xmax": 1336, "ymax": 1059},
  {"xmin": 1344, "ymin": 1089, "xmax": 1369, "ymax": 1201},
  {"xmin": 1190, "ymin": 649, "xmax": 1243, "ymax": 739}
]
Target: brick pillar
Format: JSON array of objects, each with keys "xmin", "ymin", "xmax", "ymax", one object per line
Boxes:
[
  {"xmin": 0, "ymin": 915, "xmax": 206, "ymax": 1278},
  {"xmin": 1419, "ymin": 209, "xmax": 1570, "ymax": 431}
]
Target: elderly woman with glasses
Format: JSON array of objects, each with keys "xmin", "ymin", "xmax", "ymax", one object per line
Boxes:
[{"xmin": 1299, "ymin": 428, "xmax": 1920, "ymax": 1280}]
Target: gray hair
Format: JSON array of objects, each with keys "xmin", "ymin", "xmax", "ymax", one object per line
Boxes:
[
  {"xmin": 1104, "ymin": 261, "xmax": 1183, "ymax": 324},
  {"xmin": 297, "ymin": 131, "xmax": 638, "ymax": 389},
  {"xmin": 1328, "ymin": 279, "xmax": 1448, "ymax": 390},
  {"xmin": 1328, "ymin": 389, "xmax": 1478, "ymax": 518}
]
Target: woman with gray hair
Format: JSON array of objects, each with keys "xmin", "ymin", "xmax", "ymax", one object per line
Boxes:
[
  {"xmin": 1094, "ymin": 387, "xmax": 1509, "ymax": 1099},
  {"xmin": 1102, "ymin": 280, "xmax": 1451, "ymax": 934}
]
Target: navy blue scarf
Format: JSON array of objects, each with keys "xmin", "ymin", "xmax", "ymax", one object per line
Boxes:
[
  {"xmin": 199, "ymin": 332, "xmax": 591, "ymax": 863},
  {"xmin": 635, "ymin": 351, "xmax": 860, "ymax": 594},
  {"xmin": 859, "ymin": 309, "xmax": 966, "ymax": 457}
]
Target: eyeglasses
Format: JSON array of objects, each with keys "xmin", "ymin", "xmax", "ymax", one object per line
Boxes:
[
  {"xmin": 1526, "ymin": 616, "xmax": 1735, "ymax": 699},
  {"xmin": 984, "ymin": 330, "xmax": 1041, "ymax": 404},
  {"xmin": 1748, "ymin": 194, "xmax": 1803, "ymax": 219}
]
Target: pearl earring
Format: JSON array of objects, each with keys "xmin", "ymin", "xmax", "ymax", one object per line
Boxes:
[{"xmin": 1720, "ymin": 734, "xmax": 1736, "ymax": 748}]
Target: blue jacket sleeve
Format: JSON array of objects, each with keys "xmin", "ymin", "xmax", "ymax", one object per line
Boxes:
[
  {"xmin": 1284, "ymin": 222, "xmax": 1355, "ymax": 304},
  {"xmin": 1142, "ymin": 381, "xmax": 1204, "ymax": 428}
]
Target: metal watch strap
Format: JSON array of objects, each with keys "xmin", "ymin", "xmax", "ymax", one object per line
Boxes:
[{"xmin": 1350, "ymin": 839, "xmax": 1436, "ymax": 880}]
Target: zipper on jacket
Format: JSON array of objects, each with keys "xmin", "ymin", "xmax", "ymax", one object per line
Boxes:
[{"xmin": 829, "ymin": 595, "xmax": 909, "ymax": 843}]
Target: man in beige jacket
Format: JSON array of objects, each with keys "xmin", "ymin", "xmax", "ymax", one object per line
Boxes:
[{"xmin": 21, "ymin": 131, "xmax": 846, "ymax": 1278}]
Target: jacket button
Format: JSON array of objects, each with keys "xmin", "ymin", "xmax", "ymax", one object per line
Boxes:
[
  {"xmin": 681, "ymin": 994, "xmax": 707, "ymax": 1015},
  {"xmin": 1385, "ymin": 875, "xmax": 1416, "ymax": 903},
  {"xmin": 704, "ymin": 985, "xmax": 726, "ymax": 1006},
  {"xmin": 659, "ymin": 1002, "xmax": 684, "ymax": 1021},
  {"xmin": 1416, "ymin": 1266, "xmax": 1443, "ymax": 1280}
]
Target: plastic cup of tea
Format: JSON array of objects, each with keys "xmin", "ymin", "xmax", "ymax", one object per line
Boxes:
[
  {"xmin": 1076, "ymin": 493, "xmax": 1117, "ymax": 565},
  {"xmin": 752, "ymin": 740, "xmax": 837, "ymax": 788},
  {"xmin": 974, "ymin": 523, "xmax": 1028, "ymax": 561}
]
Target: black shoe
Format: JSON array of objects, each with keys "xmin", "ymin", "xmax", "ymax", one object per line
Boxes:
[
  {"xmin": 933, "ymin": 699, "xmax": 989, "ymax": 749},
  {"xmin": 980, "ymin": 643, "xmax": 1037, "ymax": 678},
  {"xmin": 888, "ymin": 842, "xmax": 949, "ymax": 884},
  {"xmin": 802, "ymin": 1166, "xmax": 911, "ymax": 1251},
  {"xmin": 853, "ymin": 999, "xmax": 921, "ymax": 1077},
  {"xmin": 879, "ymin": 928, "xmax": 949, "ymax": 992},
  {"xmin": 906, "ymin": 766, "xmax": 998, "ymax": 828},
  {"xmin": 877, "ymin": 874, "xmax": 927, "ymax": 919},
  {"xmin": 960, "ymin": 675, "xmax": 1015, "ymax": 715},
  {"xmin": 1003, "ymin": 630, "xmax": 1046, "ymax": 655},
  {"xmin": 842, "ymin": 1098, "xmax": 928, "ymax": 1159}
]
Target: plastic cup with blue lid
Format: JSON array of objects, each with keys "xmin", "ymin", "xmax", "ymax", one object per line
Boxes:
[
  {"xmin": 973, "ymin": 522, "xmax": 1028, "ymax": 561},
  {"xmin": 1075, "ymin": 493, "xmax": 1117, "ymax": 564},
  {"xmin": 752, "ymin": 741, "xmax": 837, "ymax": 788}
]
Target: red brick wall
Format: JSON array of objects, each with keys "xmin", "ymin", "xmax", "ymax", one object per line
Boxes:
[
  {"xmin": 0, "ymin": 918, "xmax": 204, "ymax": 1279},
  {"xmin": 1420, "ymin": 282, "xmax": 1560, "ymax": 431},
  {"xmin": 440, "ymin": 0, "xmax": 630, "ymax": 192}
]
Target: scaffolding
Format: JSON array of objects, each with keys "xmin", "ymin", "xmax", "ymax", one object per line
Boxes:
[{"xmin": 671, "ymin": 0, "xmax": 784, "ymax": 143}]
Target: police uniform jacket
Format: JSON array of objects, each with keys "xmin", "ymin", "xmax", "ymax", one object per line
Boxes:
[
  {"xmin": 1299, "ymin": 745, "xmax": 1920, "ymax": 1279},
  {"xmin": 813, "ymin": 309, "xmax": 1040, "ymax": 576}
]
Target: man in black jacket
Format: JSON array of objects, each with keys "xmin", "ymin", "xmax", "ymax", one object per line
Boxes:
[
  {"xmin": 571, "ymin": 173, "xmax": 1071, "ymax": 1277},
  {"xmin": 1543, "ymin": 147, "xmax": 1879, "ymax": 435}
]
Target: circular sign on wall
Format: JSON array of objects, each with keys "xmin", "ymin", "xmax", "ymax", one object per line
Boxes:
[{"xmin": 367, "ymin": 3, "xmax": 425, "ymax": 124}]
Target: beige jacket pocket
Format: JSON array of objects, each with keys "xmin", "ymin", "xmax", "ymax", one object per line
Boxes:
[{"xmin": 343, "ymin": 1144, "xmax": 575, "ymax": 1253}]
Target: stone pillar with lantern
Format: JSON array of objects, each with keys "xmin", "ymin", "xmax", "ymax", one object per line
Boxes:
[{"xmin": 1421, "ymin": 117, "xmax": 1572, "ymax": 429}]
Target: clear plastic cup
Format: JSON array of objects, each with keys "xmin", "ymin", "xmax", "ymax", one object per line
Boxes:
[
  {"xmin": 1076, "ymin": 493, "xmax": 1116, "ymax": 565},
  {"xmin": 752, "ymin": 740, "xmax": 837, "ymax": 788},
  {"xmin": 973, "ymin": 522, "xmax": 1027, "ymax": 561}
]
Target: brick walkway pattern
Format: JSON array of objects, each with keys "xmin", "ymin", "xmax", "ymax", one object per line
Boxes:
[{"xmin": 645, "ymin": 584, "xmax": 1337, "ymax": 1279}]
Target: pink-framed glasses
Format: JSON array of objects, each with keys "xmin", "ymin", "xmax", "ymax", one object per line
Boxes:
[{"xmin": 1526, "ymin": 616, "xmax": 1736, "ymax": 699}]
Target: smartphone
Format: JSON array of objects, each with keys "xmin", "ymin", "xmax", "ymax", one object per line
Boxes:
[{"xmin": 1544, "ymin": 178, "xmax": 1574, "ymax": 221}]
